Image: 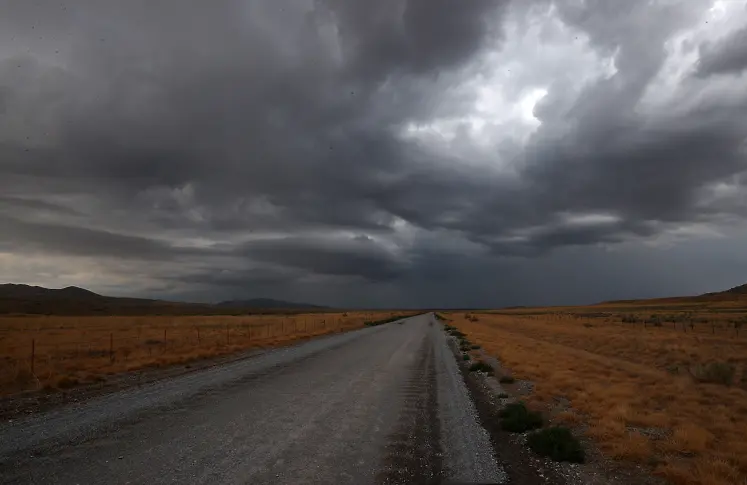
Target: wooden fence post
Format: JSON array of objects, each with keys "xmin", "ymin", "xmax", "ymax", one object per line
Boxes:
[{"xmin": 30, "ymin": 339, "xmax": 35, "ymax": 374}]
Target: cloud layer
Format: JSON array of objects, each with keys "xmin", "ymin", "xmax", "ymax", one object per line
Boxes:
[{"xmin": 1, "ymin": 0, "xmax": 746, "ymax": 307}]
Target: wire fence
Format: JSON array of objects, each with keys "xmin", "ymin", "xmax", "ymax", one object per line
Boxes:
[{"xmin": 0, "ymin": 313, "xmax": 375, "ymax": 395}]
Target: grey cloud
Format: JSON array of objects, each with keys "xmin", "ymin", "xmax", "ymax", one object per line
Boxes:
[
  {"xmin": 328, "ymin": 0, "xmax": 505, "ymax": 80},
  {"xmin": 238, "ymin": 235, "xmax": 409, "ymax": 282},
  {"xmin": 0, "ymin": 0, "xmax": 746, "ymax": 306},
  {"xmin": 0, "ymin": 195, "xmax": 81, "ymax": 216},
  {"xmin": 696, "ymin": 25, "xmax": 747, "ymax": 77},
  {"xmin": 0, "ymin": 215, "xmax": 204, "ymax": 261}
]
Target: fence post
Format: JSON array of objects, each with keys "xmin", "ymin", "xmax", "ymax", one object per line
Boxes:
[
  {"xmin": 30, "ymin": 339, "xmax": 35, "ymax": 374},
  {"xmin": 164, "ymin": 328, "xmax": 167, "ymax": 344},
  {"xmin": 109, "ymin": 333, "xmax": 114, "ymax": 364}
]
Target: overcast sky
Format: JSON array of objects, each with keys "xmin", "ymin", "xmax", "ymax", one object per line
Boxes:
[{"xmin": 1, "ymin": 0, "xmax": 746, "ymax": 308}]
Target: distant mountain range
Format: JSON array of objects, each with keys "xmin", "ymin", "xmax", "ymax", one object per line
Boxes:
[
  {"xmin": 0, "ymin": 284, "xmax": 328, "ymax": 315},
  {"xmin": 217, "ymin": 298, "xmax": 325, "ymax": 309},
  {"xmin": 2, "ymin": 281, "xmax": 745, "ymax": 315}
]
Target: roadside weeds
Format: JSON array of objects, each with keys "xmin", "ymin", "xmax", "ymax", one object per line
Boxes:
[{"xmin": 441, "ymin": 317, "xmax": 666, "ymax": 485}]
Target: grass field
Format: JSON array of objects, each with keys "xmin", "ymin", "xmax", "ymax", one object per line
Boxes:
[
  {"xmin": 0, "ymin": 311, "xmax": 414, "ymax": 397},
  {"xmin": 447, "ymin": 304, "xmax": 747, "ymax": 485}
]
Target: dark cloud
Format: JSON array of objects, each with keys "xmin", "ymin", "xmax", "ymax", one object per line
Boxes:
[
  {"xmin": 696, "ymin": 25, "xmax": 747, "ymax": 77},
  {"xmin": 0, "ymin": 195, "xmax": 81, "ymax": 216},
  {"xmin": 237, "ymin": 235, "xmax": 409, "ymax": 281},
  {"xmin": 0, "ymin": 214, "xmax": 204, "ymax": 261},
  {"xmin": 0, "ymin": 0, "xmax": 746, "ymax": 307},
  {"xmin": 329, "ymin": 0, "xmax": 505, "ymax": 80}
]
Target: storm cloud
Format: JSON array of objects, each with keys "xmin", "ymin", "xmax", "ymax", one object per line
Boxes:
[{"xmin": 1, "ymin": 0, "xmax": 746, "ymax": 307}]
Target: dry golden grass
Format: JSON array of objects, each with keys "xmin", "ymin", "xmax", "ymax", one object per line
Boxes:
[
  {"xmin": 0, "ymin": 311, "xmax": 412, "ymax": 396},
  {"xmin": 448, "ymin": 309, "xmax": 747, "ymax": 485}
]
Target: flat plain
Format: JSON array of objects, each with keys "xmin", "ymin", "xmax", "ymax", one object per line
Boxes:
[
  {"xmin": 0, "ymin": 311, "xmax": 413, "ymax": 396},
  {"xmin": 447, "ymin": 296, "xmax": 747, "ymax": 485}
]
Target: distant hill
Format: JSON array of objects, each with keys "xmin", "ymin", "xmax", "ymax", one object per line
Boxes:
[
  {"xmin": 0, "ymin": 284, "xmax": 327, "ymax": 316},
  {"xmin": 597, "ymin": 281, "xmax": 747, "ymax": 307},
  {"xmin": 713, "ymin": 283, "xmax": 747, "ymax": 295},
  {"xmin": 217, "ymin": 298, "xmax": 327, "ymax": 310},
  {"xmin": 0, "ymin": 284, "xmax": 102, "ymax": 300}
]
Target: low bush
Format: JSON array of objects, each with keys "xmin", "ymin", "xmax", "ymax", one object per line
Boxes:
[
  {"xmin": 692, "ymin": 362, "xmax": 736, "ymax": 386},
  {"xmin": 470, "ymin": 344, "xmax": 481, "ymax": 350},
  {"xmin": 462, "ymin": 353, "xmax": 470, "ymax": 361},
  {"xmin": 499, "ymin": 375, "xmax": 516, "ymax": 384},
  {"xmin": 469, "ymin": 361, "xmax": 494, "ymax": 375},
  {"xmin": 56, "ymin": 376, "xmax": 79, "ymax": 389},
  {"xmin": 527, "ymin": 426, "xmax": 585, "ymax": 463},
  {"xmin": 499, "ymin": 401, "xmax": 544, "ymax": 433}
]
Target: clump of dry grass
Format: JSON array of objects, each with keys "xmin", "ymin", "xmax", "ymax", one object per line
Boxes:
[
  {"xmin": 448, "ymin": 309, "xmax": 747, "ymax": 485},
  {"xmin": 0, "ymin": 311, "xmax": 414, "ymax": 396}
]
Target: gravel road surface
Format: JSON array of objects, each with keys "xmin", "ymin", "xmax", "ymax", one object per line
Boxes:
[{"xmin": 0, "ymin": 313, "xmax": 504, "ymax": 485}]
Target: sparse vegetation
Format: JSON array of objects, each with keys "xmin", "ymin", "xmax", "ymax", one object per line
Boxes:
[
  {"xmin": 468, "ymin": 361, "xmax": 494, "ymax": 375},
  {"xmin": 462, "ymin": 353, "xmax": 470, "ymax": 361},
  {"xmin": 447, "ymin": 304, "xmax": 747, "ymax": 485},
  {"xmin": 55, "ymin": 376, "xmax": 79, "ymax": 389},
  {"xmin": 527, "ymin": 426, "xmax": 585, "ymax": 463},
  {"xmin": 691, "ymin": 361, "xmax": 736, "ymax": 386},
  {"xmin": 499, "ymin": 375, "xmax": 516, "ymax": 384},
  {"xmin": 499, "ymin": 401, "xmax": 544, "ymax": 433},
  {"xmin": 0, "ymin": 311, "xmax": 415, "ymax": 396}
]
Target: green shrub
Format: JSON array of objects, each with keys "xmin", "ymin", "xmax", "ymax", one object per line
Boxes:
[
  {"xmin": 527, "ymin": 427, "xmax": 585, "ymax": 463},
  {"xmin": 692, "ymin": 362, "xmax": 736, "ymax": 386},
  {"xmin": 499, "ymin": 375, "xmax": 516, "ymax": 384},
  {"xmin": 470, "ymin": 344, "xmax": 481, "ymax": 350},
  {"xmin": 462, "ymin": 353, "xmax": 470, "ymax": 361},
  {"xmin": 468, "ymin": 361, "xmax": 494, "ymax": 375},
  {"xmin": 499, "ymin": 401, "xmax": 543, "ymax": 433}
]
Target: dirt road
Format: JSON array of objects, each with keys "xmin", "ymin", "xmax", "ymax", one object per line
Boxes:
[{"xmin": 0, "ymin": 313, "xmax": 504, "ymax": 484}]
